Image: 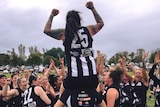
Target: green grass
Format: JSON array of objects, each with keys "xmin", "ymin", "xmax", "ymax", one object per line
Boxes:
[{"xmin": 147, "ymin": 90, "xmax": 155, "ymax": 107}]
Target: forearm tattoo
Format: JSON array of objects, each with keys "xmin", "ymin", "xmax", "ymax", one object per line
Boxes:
[{"xmin": 92, "ymin": 9, "xmax": 104, "ymax": 30}]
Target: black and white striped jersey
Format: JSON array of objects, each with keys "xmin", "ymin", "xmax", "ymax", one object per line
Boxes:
[{"xmin": 63, "ymin": 26, "xmax": 97, "ymax": 78}]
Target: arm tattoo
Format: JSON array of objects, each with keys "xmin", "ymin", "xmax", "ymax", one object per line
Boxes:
[
  {"xmin": 91, "ymin": 26, "xmax": 97, "ymax": 34},
  {"xmin": 50, "ymin": 29, "xmax": 64, "ymax": 39}
]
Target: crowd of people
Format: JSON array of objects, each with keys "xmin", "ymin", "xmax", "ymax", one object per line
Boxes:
[
  {"xmin": 1, "ymin": 50, "xmax": 160, "ymax": 107},
  {"xmin": 0, "ymin": 1, "xmax": 160, "ymax": 107}
]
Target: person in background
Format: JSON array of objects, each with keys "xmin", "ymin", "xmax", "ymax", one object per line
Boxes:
[
  {"xmin": 0, "ymin": 74, "xmax": 10, "ymax": 107},
  {"xmin": 9, "ymin": 73, "xmax": 19, "ymax": 89},
  {"xmin": 48, "ymin": 75, "xmax": 63, "ymax": 106},
  {"xmin": 118, "ymin": 56, "xmax": 134, "ymax": 107},
  {"xmin": 23, "ymin": 73, "xmax": 51, "ymax": 107},
  {"xmin": 131, "ymin": 53, "xmax": 149, "ymax": 107},
  {"xmin": 2, "ymin": 77, "xmax": 28, "ymax": 107},
  {"xmin": 23, "ymin": 68, "xmax": 31, "ymax": 81},
  {"xmin": 41, "ymin": 75, "xmax": 57, "ymax": 106},
  {"xmin": 149, "ymin": 51, "xmax": 160, "ymax": 107},
  {"xmin": 103, "ymin": 66, "xmax": 123, "ymax": 107}
]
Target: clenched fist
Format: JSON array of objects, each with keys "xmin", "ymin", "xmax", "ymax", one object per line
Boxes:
[
  {"xmin": 51, "ymin": 9, "xmax": 59, "ymax": 16},
  {"xmin": 86, "ymin": 1, "xmax": 95, "ymax": 10}
]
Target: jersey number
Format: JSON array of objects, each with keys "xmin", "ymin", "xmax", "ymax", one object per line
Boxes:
[
  {"xmin": 24, "ymin": 87, "xmax": 33, "ymax": 105},
  {"xmin": 71, "ymin": 28, "xmax": 89, "ymax": 49}
]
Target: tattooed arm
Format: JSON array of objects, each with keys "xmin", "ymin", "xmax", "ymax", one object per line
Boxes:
[
  {"xmin": 44, "ymin": 9, "xmax": 65, "ymax": 41},
  {"xmin": 86, "ymin": 1, "xmax": 104, "ymax": 36}
]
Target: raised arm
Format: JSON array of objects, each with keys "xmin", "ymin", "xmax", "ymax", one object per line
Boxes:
[
  {"xmin": 43, "ymin": 59, "xmax": 54, "ymax": 77},
  {"xmin": 59, "ymin": 57, "xmax": 66, "ymax": 80},
  {"xmin": 86, "ymin": 1, "xmax": 104, "ymax": 36},
  {"xmin": 44, "ymin": 9, "xmax": 65, "ymax": 41},
  {"xmin": 2, "ymin": 83, "xmax": 17, "ymax": 97},
  {"xmin": 141, "ymin": 52, "xmax": 149, "ymax": 85},
  {"xmin": 118, "ymin": 56, "xmax": 133, "ymax": 82}
]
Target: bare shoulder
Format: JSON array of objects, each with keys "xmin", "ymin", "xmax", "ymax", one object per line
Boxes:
[
  {"xmin": 107, "ymin": 88, "xmax": 119, "ymax": 97},
  {"xmin": 34, "ymin": 86, "xmax": 44, "ymax": 95}
]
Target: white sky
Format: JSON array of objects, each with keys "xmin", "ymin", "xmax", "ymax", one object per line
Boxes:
[{"xmin": 0, "ymin": 0, "xmax": 160, "ymax": 58}]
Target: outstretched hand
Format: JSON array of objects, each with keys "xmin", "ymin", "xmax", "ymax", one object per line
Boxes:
[
  {"xmin": 51, "ymin": 9, "xmax": 59, "ymax": 16},
  {"xmin": 86, "ymin": 1, "xmax": 94, "ymax": 10},
  {"xmin": 142, "ymin": 52, "xmax": 148, "ymax": 61}
]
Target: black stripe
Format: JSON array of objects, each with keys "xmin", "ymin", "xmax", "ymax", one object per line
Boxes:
[
  {"xmin": 68, "ymin": 56, "xmax": 72, "ymax": 76},
  {"xmin": 86, "ymin": 56, "xmax": 93, "ymax": 76},
  {"xmin": 76, "ymin": 57, "xmax": 83, "ymax": 77}
]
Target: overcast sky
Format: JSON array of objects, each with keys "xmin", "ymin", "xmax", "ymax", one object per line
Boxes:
[{"xmin": 0, "ymin": 0, "xmax": 160, "ymax": 58}]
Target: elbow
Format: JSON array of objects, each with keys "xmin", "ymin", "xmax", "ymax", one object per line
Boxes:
[
  {"xmin": 43, "ymin": 29, "xmax": 48, "ymax": 35},
  {"xmin": 101, "ymin": 22, "xmax": 104, "ymax": 28},
  {"xmin": 43, "ymin": 28, "xmax": 51, "ymax": 35},
  {"xmin": 98, "ymin": 22, "xmax": 104, "ymax": 30}
]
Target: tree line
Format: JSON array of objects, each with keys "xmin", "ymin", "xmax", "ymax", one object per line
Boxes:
[
  {"xmin": 0, "ymin": 44, "xmax": 157, "ymax": 68},
  {"xmin": 0, "ymin": 44, "xmax": 65, "ymax": 68}
]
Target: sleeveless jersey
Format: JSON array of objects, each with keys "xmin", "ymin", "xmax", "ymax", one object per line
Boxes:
[
  {"xmin": 120, "ymin": 82, "xmax": 134, "ymax": 107},
  {"xmin": 23, "ymin": 86, "xmax": 50, "ymax": 107},
  {"xmin": 59, "ymin": 89, "xmax": 102, "ymax": 107},
  {"xmin": 63, "ymin": 26, "xmax": 97, "ymax": 77},
  {"xmin": 63, "ymin": 27, "xmax": 98, "ymax": 89},
  {"xmin": 105, "ymin": 84, "xmax": 120, "ymax": 107},
  {"xmin": 8, "ymin": 87, "xmax": 24, "ymax": 107},
  {"xmin": 131, "ymin": 81, "xmax": 148, "ymax": 107}
]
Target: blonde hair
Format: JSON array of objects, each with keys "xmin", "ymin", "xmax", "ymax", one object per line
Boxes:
[{"xmin": 16, "ymin": 77, "xmax": 24, "ymax": 87}]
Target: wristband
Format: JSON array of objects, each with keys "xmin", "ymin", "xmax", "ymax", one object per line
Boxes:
[{"xmin": 50, "ymin": 15, "xmax": 54, "ymax": 20}]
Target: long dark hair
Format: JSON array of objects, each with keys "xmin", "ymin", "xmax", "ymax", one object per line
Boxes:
[
  {"xmin": 109, "ymin": 68, "xmax": 123, "ymax": 85},
  {"xmin": 65, "ymin": 10, "xmax": 81, "ymax": 40}
]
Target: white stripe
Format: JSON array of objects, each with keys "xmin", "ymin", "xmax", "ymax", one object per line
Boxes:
[
  {"xmin": 80, "ymin": 57, "xmax": 89, "ymax": 76},
  {"xmin": 71, "ymin": 56, "xmax": 97, "ymax": 77},
  {"xmin": 89, "ymin": 56, "xmax": 97, "ymax": 75},
  {"xmin": 66, "ymin": 95, "xmax": 71, "ymax": 107},
  {"xmin": 71, "ymin": 56, "xmax": 78, "ymax": 77}
]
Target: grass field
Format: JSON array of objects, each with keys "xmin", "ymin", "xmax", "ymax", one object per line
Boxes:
[
  {"xmin": 0, "ymin": 71, "xmax": 155, "ymax": 106},
  {"xmin": 147, "ymin": 90, "xmax": 155, "ymax": 107}
]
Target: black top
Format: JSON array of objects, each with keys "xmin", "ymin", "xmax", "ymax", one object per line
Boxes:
[
  {"xmin": 0, "ymin": 85, "xmax": 8, "ymax": 107},
  {"xmin": 23, "ymin": 85, "xmax": 50, "ymax": 107},
  {"xmin": 63, "ymin": 26, "xmax": 98, "ymax": 90},
  {"xmin": 63, "ymin": 26, "xmax": 95, "ymax": 77},
  {"xmin": 120, "ymin": 82, "xmax": 134, "ymax": 105},
  {"xmin": 105, "ymin": 84, "xmax": 120, "ymax": 107},
  {"xmin": 149, "ymin": 63, "xmax": 160, "ymax": 85},
  {"xmin": 131, "ymin": 81, "xmax": 148, "ymax": 105},
  {"xmin": 8, "ymin": 87, "xmax": 24, "ymax": 107}
]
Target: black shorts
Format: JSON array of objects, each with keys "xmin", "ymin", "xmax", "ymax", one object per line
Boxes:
[
  {"xmin": 60, "ymin": 89, "xmax": 102, "ymax": 107},
  {"xmin": 63, "ymin": 75, "xmax": 98, "ymax": 90}
]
